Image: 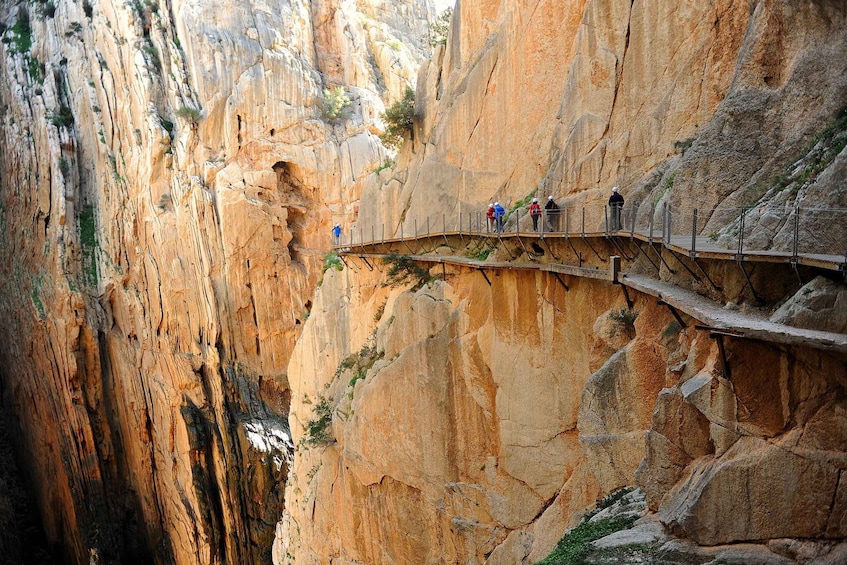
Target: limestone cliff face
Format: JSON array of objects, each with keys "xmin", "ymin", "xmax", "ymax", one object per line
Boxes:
[
  {"xmin": 280, "ymin": 265, "xmax": 651, "ymax": 563},
  {"xmin": 359, "ymin": 0, "xmax": 847, "ymax": 235},
  {"xmin": 282, "ymin": 0, "xmax": 847, "ymax": 563},
  {"xmin": 0, "ymin": 0, "xmax": 436, "ymax": 563}
]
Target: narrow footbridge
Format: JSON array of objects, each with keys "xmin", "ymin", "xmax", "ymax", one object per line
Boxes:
[{"xmin": 333, "ymin": 203, "xmax": 847, "ymax": 356}]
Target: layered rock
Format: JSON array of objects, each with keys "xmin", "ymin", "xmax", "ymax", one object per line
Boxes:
[
  {"xmin": 279, "ymin": 261, "xmax": 711, "ymax": 563},
  {"xmin": 0, "ymin": 0, "xmax": 437, "ymax": 563},
  {"xmin": 282, "ymin": 0, "xmax": 847, "ymax": 563}
]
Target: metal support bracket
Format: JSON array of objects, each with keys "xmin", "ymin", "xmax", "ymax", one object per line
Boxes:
[
  {"xmin": 553, "ymin": 273, "xmax": 569, "ymax": 292},
  {"xmin": 658, "ymin": 299, "xmax": 686, "ymax": 328},
  {"xmin": 692, "ymin": 258, "xmax": 722, "ymax": 292},
  {"xmin": 695, "ymin": 325, "xmax": 735, "ymax": 380},
  {"xmin": 479, "ymin": 269, "xmax": 492, "ymax": 286},
  {"xmin": 737, "ymin": 260, "xmax": 763, "ymax": 304},
  {"xmin": 360, "ymin": 257, "xmax": 373, "ymax": 271},
  {"xmin": 621, "ymin": 285, "xmax": 633, "ymax": 309}
]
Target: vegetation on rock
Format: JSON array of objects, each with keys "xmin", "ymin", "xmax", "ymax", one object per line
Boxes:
[
  {"xmin": 321, "ymin": 86, "xmax": 351, "ymax": 124},
  {"xmin": 428, "ymin": 7, "xmax": 453, "ymax": 47},
  {"xmin": 379, "ymin": 87, "xmax": 415, "ymax": 151},
  {"xmin": 382, "ymin": 252, "xmax": 431, "ymax": 290},
  {"xmin": 303, "ymin": 395, "xmax": 334, "ymax": 447}
]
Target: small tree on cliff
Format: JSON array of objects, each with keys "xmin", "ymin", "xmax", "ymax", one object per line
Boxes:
[
  {"xmin": 379, "ymin": 86, "xmax": 415, "ymax": 151},
  {"xmin": 428, "ymin": 7, "xmax": 453, "ymax": 47}
]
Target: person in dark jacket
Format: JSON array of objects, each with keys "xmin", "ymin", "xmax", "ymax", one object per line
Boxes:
[
  {"xmin": 544, "ymin": 195, "xmax": 559, "ymax": 232},
  {"xmin": 609, "ymin": 186, "xmax": 624, "ymax": 231},
  {"xmin": 529, "ymin": 198, "xmax": 541, "ymax": 232}
]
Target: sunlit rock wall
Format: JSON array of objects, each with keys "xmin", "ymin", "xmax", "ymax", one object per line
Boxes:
[{"xmin": 0, "ymin": 0, "xmax": 436, "ymax": 563}]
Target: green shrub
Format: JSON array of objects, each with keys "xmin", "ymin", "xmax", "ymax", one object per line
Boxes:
[
  {"xmin": 382, "ymin": 252, "xmax": 431, "ymax": 289},
  {"xmin": 322, "ymin": 251, "xmax": 343, "ymax": 274},
  {"xmin": 380, "ymin": 87, "xmax": 415, "ymax": 151},
  {"xmin": 5, "ymin": 13, "xmax": 32, "ymax": 54},
  {"xmin": 175, "ymin": 105, "xmax": 201, "ymax": 123},
  {"xmin": 79, "ymin": 204, "xmax": 98, "ymax": 286},
  {"xmin": 373, "ymin": 159, "xmax": 394, "ymax": 174},
  {"xmin": 321, "ymin": 86, "xmax": 351, "ymax": 123},
  {"xmin": 47, "ymin": 105, "xmax": 74, "ymax": 128},
  {"xmin": 535, "ymin": 516, "xmax": 637, "ymax": 565},
  {"xmin": 303, "ymin": 396, "xmax": 334, "ymax": 447},
  {"xmin": 428, "ymin": 7, "xmax": 453, "ymax": 47},
  {"xmin": 27, "ymin": 56, "xmax": 44, "ymax": 84}
]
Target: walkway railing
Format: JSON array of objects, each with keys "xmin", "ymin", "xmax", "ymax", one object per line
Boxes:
[{"xmin": 332, "ymin": 202, "xmax": 847, "ymax": 272}]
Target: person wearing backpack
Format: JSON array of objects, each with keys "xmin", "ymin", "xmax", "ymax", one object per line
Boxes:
[
  {"xmin": 529, "ymin": 198, "xmax": 541, "ymax": 232},
  {"xmin": 494, "ymin": 202, "xmax": 506, "ymax": 233}
]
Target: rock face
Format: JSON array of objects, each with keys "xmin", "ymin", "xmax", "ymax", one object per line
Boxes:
[
  {"xmin": 282, "ymin": 0, "xmax": 847, "ymax": 563},
  {"xmin": 0, "ymin": 0, "xmax": 436, "ymax": 563},
  {"xmin": 2, "ymin": 0, "xmax": 847, "ymax": 564}
]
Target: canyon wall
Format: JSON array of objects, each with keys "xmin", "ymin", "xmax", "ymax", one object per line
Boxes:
[
  {"xmin": 0, "ymin": 0, "xmax": 437, "ymax": 563},
  {"xmin": 283, "ymin": 0, "xmax": 847, "ymax": 563}
]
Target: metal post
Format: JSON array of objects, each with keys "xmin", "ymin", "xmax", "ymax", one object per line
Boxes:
[
  {"xmin": 691, "ymin": 209, "xmax": 698, "ymax": 255},
  {"xmin": 581, "ymin": 207, "xmax": 586, "ymax": 237},
  {"xmin": 565, "ymin": 208, "xmax": 569, "ymax": 235},
  {"xmin": 382, "ymin": 224, "xmax": 385, "ymax": 244},
  {"xmin": 427, "ymin": 216, "xmax": 431, "ymax": 237},
  {"xmin": 415, "ymin": 218, "xmax": 418, "ymax": 238},
  {"xmin": 649, "ymin": 204, "xmax": 654, "ymax": 241},
  {"xmin": 459, "ymin": 212, "xmax": 462, "ymax": 233},
  {"xmin": 738, "ymin": 209, "xmax": 745, "ymax": 258},
  {"xmin": 630, "ymin": 201, "xmax": 636, "ymax": 238},
  {"xmin": 792, "ymin": 207, "xmax": 799, "ymax": 262},
  {"xmin": 371, "ymin": 225, "xmax": 375, "ymax": 245},
  {"xmin": 443, "ymin": 213, "xmax": 446, "ymax": 235},
  {"xmin": 604, "ymin": 205, "xmax": 609, "ymax": 235},
  {"xmin": 349, "ymin": 227, "xmax": 354, "ymax": 247},
  {"xmin": 516, "ymin": 209, "xmax": 520, "ymax": 235},
  {"xmin": 400, "ymin": 222, "xmax": 404, "ymax": 241},
  {"xmin": 541, "ymin": 209, "xmax": 545, "ymax": 236}
]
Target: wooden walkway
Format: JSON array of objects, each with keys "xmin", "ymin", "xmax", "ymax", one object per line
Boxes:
[
  {"xmin": 335, "ymin": 228, "xmax": 847, "ymax": 272},
  {"xmin": 336, "ymin": 229, "xmax": 847, "ymax": 355}
]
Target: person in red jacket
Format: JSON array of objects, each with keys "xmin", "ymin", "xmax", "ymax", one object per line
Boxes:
[
  {"xmin": 529, "ymin": 198, "xmax": 541, "ymax": 232},
  {"xmin": 486, "ymin": 203, "xmax": 495, "ymax": 233}
]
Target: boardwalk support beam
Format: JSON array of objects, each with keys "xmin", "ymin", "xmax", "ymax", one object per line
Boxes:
[
  {"xmin": 737, "ymin": 260, "xmax": 763, "ymax": 303},
  {"xmin": 695, "ymin": 326, "xmax": 735, "ymax": 379},
  {"xmin": 692, "ymin": 258, "xmax": 722, "ymax": 292},
  {"xmin": 657, "ymin": 299, "xmax": 686, "ymax": 328},
  {"xmin": 621, "ymin": 285, "xmax": 633, "ymax": 309},
  {"xmin": 553, "ymin": 273, "xmax": 569, "ymax": 292},
  {"xmin": 479, "ymin": 269, "xmax": 492, "ymax": 286}
]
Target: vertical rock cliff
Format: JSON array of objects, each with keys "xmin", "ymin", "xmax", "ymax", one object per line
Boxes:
[
  {"xmin": 283, "ymin": 0, "xmax": 847, "ymax": 563},
  {"xmin": 0, "ymin": 0, "xmax": 437, "ymax": 563}
]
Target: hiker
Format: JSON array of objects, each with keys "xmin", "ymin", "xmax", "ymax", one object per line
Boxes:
[
  {"xmin": 494, "ymin": 201, "xmax": 506, "ymax": 233},
  {"xmin": 609, "ymin": 186, "xmax": 624, "ymax": 231},
  {"xmin": 544, "ymin": 195, "xmax": 560, "ymax": 232},
  {"xmin": 332, "ymin": 223, "xmax": 342, "ymax": 245},
  {"xmin": 487, "ymin": 203, "xmax": 495, "ymax": 233},
  {"xmin": 529, "ymin": 197, "xmax": 541, "ymax": 232}
]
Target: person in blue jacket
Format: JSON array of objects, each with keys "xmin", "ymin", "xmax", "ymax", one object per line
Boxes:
[
  {"xmin": 494, "ymin": 202, "xmax": 506, "ymax": 232},
  {"xmin": 332, "ymin": 223, "xmax": 342, "ymax": 245}
]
